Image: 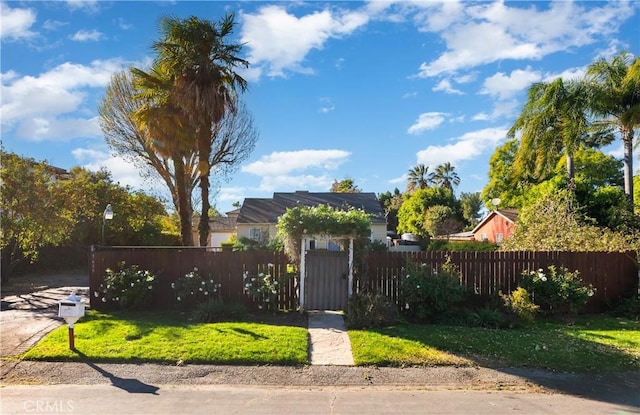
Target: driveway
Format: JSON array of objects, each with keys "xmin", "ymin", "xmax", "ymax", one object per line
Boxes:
[{"xmin": 1, "ymin": 274, "xmax": 89, "ymax": 361}]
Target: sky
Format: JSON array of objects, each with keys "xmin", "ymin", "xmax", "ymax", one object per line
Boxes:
[{"xmin": 2, "ymin": 0, "xmax": 639, "ymax": 215}]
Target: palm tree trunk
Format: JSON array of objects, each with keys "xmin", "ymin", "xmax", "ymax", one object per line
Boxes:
[
  {"xmin": 198, "ymin": 125, "xmax": 212, "ymax": 247},
  {"xmin": 622, "ymin": 127, "xmax": 634, "ymax": 212},
  {"xmin": 174, "ymin": 157, "xmax": 193, "ymax": 246},
  {"xmin": 566, "ymin": 152, "xmax": 575, "ymax": 192}
]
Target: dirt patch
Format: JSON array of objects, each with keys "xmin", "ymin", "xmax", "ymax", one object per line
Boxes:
[{"xmin": 2, "ymin": 272, "xmax": 89, "ymax": 297}]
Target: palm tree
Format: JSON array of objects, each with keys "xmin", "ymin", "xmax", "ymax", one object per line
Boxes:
[
  {"xmin": 153, "ymin": 14, "xmax": 249, "ymax": 246},
  {"xmin": 130, "ymin": 65, "xmax": 198, "ymax": 246},
  {"xmin": 586, "ymin": 52, "xmax": 640, "ymax": 211},
  {"xmin": 509, "ymin": 78, "xmax": 591, "ymax": 187},
  {"xmin": 407, "ymin": 164, "xmax": 434, "ymax": 192},
  {"xmin": 433, "ymin": 162, "xmax": 460, "ymax": 192}
]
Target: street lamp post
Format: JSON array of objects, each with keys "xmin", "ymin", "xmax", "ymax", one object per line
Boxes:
[{"xmin": 102, "ymin": 204, "xmax": 113, "ymax": 246}]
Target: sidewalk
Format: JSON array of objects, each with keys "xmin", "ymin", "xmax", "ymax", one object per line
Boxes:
[{"xmin": 307, "ymin": 311, "xmax": 355, "ymax": 366}]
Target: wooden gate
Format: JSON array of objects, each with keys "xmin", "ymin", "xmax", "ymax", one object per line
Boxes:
[{"xmin": 304, "ymin": 250, "xmax": 349, "ymax": 310}]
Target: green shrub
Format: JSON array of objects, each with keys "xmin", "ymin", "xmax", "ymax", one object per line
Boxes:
[
  {"xmin": 520, "ymin": 266, "xmax": 595, "ymax": 315},
  {"xmin": 190, "ymin": 299, "xmax": 248, "ymax": 323},
  {"xmin": 609, "ymin": 295, "xmax": 640, "ymax": 321},
  {"xmin": 400, "ymin": 258, "xmax": 466, "ymax": 322},
  {"xmin": 346, "ymin": 292, "xmax": 399, "ymax": 329},
  {"xmin": 171, "ymin": 267, "xmax": 222, "ymax": 309},
  {"xmin": 428, "ymin": 240, "xmax": 498, "ymax": 252},
  {"xmin": 502, "ymin": 287, "xmax": 539, "ymax": 323},
  {"xmin": 469, "ymin": 308, "xmax": 505, "ymax": 329},
  {"xmin": 95, "ymin": 262, "xmax": 156, "ymax": 310},
  {"xmin": 243, "ymin": 264, "xmax": 280, "ymax": 311}
]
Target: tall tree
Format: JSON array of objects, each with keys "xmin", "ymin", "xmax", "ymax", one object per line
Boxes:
[
  {"xmin": 433, "ymin": 162, "xmax": 461, "ymax": 192},
  {"xmin": 586, "ymin": 52, "xmax": 640, "ymax": 211},
  {"xmin": 509, "ymin": 78, "xmax": 591, "ymax": 187},
  {"xmin": 153, "ymin": 14, "xmax": 249, "ymax": 246},
  {"xmin": 459, "ymin": 192, "xmax": 483, "ymax": 228},
  {"xmin": 0, "ymin": 151, "xmax": 76, "ymax": 282},
  {"xmin": 406, "ymin": 164, "xmax": 434, "ymax": 192},
  {"xmin": 99, "ymin": 69, "xmax": 197, "ymax": 246},
  {"xmin": 330, "ymin": 178, "xmax": 361, "ymax": 193}
]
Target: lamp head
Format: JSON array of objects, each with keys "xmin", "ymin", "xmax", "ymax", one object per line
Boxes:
[{"xmin": 103, "ymin": 204, "xmax": 113, "ymax": 220}]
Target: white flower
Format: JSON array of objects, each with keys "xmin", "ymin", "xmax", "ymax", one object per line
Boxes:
[
  {"xmin": 101, "ymin": 298, "xmax": 107, "ymax": 303},
  {"xmin": 204, "ymin": 292, "xmax": 209, "ymax": 296},
  {"xmin": 416, "ymin": 285, "xmax": 420, "ymax": 289},
  {"xmin": 199, "ymin": 287, "xmax": 203, "ymax": 291},
  {"xmin": 177, "ymin": 296, "xmax": 181, "ymax": 301},
  {"xmin": 131, "ymin": 283, "xmax": 135, "ymax": 287},
  {"xmin": 539, "ymin": 276, "xmax": 547, "ymax": 282},
  {"xmin": 148, "ymin": 286, "xmax": 153, "ymax": 290},
  {"xmin": 405, "ymin": 303, "xmax": 410, "ymax": 310},
  {"xmin": 171, "ymin": 282, "xmax": 175, "ymax": 289},
  {"xmin": 201, "ymin": 281, "xmax": 205, "ymax": 285},
  {"xmin": 194, "ymin": 267, "xmax": 198, "ymax": 272},
  {"xmin": 210, "ymin": 279, "xmax": 214, "ymax": 283},
  {"xmin": 94, "ymin": 291, "xmax": 99, "ymax": 297}
]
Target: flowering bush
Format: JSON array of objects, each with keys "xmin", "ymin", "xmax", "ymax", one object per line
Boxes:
[
  {"xmin": 171, "ymin": 267, "xmax": 221, "ymax": 308},
  {"xmin": 519, "ymin": 266, "xmax": 595, "ymax": 315},
  {"xmin": 243, "ymin": 263, "xmax": 279, "ymax": 311},
  {"xmin": 400, "ymin": 258, "xmax": 465, "ymax": 322},
  {"xmin": 501, "ymin": 287, "xmax": 539, "ymax": 324},
  {"xmin": 94, "ymin": 262, "xmax": 156, "ymax": 309}
]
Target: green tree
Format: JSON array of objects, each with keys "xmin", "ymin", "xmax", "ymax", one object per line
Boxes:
[
  {"xmin": 397, "ymin": 187, "xmax": 459, "ymax": 237},
  {"xmin": 459, "ymin": 192, "xmax": 483, "ymax": 228},
  {"xmin": 423, "ymin": 205, "xmax": 462, "ymax": 237},
  {"xmin": 378, "ymin": 188, "xmax": 404, "ymax": 234},
  {"xmin": 100, "ymin": 68, "xmax": 197, "ymax": 246},
  {"xmin": 406, "ymin": 164, "xmax": 434, "ymax": 192},
  {"xmin": 0, "ymin": 151, "xmax": 76, "ymax": 282},
  {"xmin": 509, "ymin": 78, "xmax": 591, "ymax": 186},
  {"xmin": 432, "ymin": 162, "xmax": 461, "ymax": 192},
  {"xmin": 152, "ymin": 14, "xmax": 249, "ymax": 246},
  {"xmin": 586, "ymin": 52, "xmax": 640, "ymax": 211},
  {"xmin": 481, "ymin": 139, "xmax": 526, "ymax": 209},
  {"xmin": 500, "ymin": 189, "xmax": 636, "ymax": 252},
  {"xmin": 330, "ymin": 178, "xmax": 361, "ymax": 193}
]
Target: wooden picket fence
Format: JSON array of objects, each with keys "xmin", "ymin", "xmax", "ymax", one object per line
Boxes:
[{"xmin": 89, "ymin": 247, "xmax": 638, "ymax": 313}]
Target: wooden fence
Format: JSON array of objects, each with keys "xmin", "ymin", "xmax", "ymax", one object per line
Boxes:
[{"xmin": 89, "ymin": 247, "xmax": 638, "ymax": 313}]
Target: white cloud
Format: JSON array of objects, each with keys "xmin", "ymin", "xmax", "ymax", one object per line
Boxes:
[
  {"xmin": 242, "ymin": 149, "xmax": 350, "ymax": 191},
  {"xmin": 240, "ymin": 5, "xmax": 368, "ymax": 78},
  {"xmin": 0, "ymin": 2, "xmax": 37, "ymax": 41},
  {"xmin": 413, "ymin": 1, "xmax": 634, "ymax": 77},
  {"xmin": 407, "ymin": 112, "xmax": 447, "ymax": 135},
  {"xmin": 416, "ymin": 127, "xmax": 507, "ymax": 167},
  {"xmin": 1, "ymin": 58, "xmax": 125, "ymax": 141},
  {"xmin": 42, "ymin": 20, "xmax": 68, "ymax": 31},
  {"xmin": 70, "ymin": 29, "xmax": 104, "ymax": 42},
  {"xmin": 432, "ymin": 79, "xmax": 463, "ymax": 95},
  {"xmin": 72, "ymin": 148, "xmax": 148, "ymax": 189},
  {"xmin": 480, "ymin": 68, "xmax": 541, "ymax": 100},
  {"xmin": 65, "ymin": 0, "xmax": 100, "ymax": 13}
]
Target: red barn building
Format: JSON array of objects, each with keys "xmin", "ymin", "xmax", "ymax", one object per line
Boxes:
[{"xmin": 472, "ymin": 209, "xmax": 518, "ymax": 244}]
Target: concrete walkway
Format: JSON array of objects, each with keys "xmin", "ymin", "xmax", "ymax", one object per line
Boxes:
[{"xmin": 307, "ymin": 311, "xmax": 355, "ymax": 366}]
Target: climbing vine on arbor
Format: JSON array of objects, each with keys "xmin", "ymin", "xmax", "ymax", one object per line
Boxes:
[{"xmin": 276, "ymin": 204, "xmax": 371, "ymax": 261}]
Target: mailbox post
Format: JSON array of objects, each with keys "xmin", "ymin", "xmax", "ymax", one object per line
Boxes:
[{"xmin": 58, "ymin": 292, "xmax": 85, "ymax": 350}]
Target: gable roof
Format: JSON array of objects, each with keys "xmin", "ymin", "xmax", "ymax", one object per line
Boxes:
[
  {"xmin": 208, "ymin": 215, "xmax": 237, "ymax": 232},
  {"xmin": 471, "ymin": 209, "xmax": 519, "ymax": 234},
  {"xmin": 237, "ymin": 191, "xmax": 386, "ymax": 225}
]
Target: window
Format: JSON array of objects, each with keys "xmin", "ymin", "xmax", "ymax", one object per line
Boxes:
[
  {"xmin": 309, "ymin": 240, "xmax": 316, "ymax": 250},
  {"xmin": 249, "ymin": 228, "xmax": 263, "ymax": 241},
  {"xmin": 480, "ymin": 233, "xmax": 487, "ymax": 242},
  {"xmin": 496, "ymin": 233, "xmax": 504, "ymax": 244}
]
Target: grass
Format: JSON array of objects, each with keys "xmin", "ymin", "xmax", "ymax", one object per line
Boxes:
[
  {"xmin": 348, "ymin": 315, "xmax": 640, "ymax": 372},
  {"xmin": 23, "ymin": 310, "xmax": 308, "ymax": 365},
  {"xmin": 23, "ymin": 311, "xmax": 640, "ymax": 373}
]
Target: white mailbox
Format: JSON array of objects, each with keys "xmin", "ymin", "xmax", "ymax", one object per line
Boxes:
[{"xmin": 58, "ymin": 292, "xmax": 85, "ymax": 328}]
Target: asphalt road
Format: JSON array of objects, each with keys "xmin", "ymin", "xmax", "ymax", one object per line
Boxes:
[{"xmin": 2, "ymin": 384, "xmax": 639, "ymax": 415}]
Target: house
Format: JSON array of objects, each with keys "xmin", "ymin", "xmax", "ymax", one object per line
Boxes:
[
  {"xmin": 236, "ymin": 191, "xmax": 387, "ymax": 250},
  {"xmin": 471, "ymin": 209, "xmax": 518, "ymax": 243},
  {"xmin": 206, "ymin": 208, "xmax": 240, "ymax": 249}
]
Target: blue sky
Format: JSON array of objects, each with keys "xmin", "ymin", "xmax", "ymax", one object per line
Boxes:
[{"xmin": 2, "ymin": 1, "xmax": 639, "ymax": 214}]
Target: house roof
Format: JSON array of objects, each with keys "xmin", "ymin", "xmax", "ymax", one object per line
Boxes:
[
  {"xmin": 471, "ymin": 209, "xmax": 519, "ymax": 234},
  {"xmin": 237, "ymin": 191, "xmax": 386, "ymax": 225},
  {"xmin": 208, "ymin": 215, "xmax": 237, "ymax": 232}
]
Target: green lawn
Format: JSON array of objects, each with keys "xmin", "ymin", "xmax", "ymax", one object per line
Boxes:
[
  {"xmin": 23, "ymin": 312, "xmax": 640, "ymax": 373},
  {"xmin": 23, "ymin": 311, "xmax": 308, "ymax": 365},
  {"xmin": 349, "ymin": 316, "xmax": 640, "ymax": 372}
]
